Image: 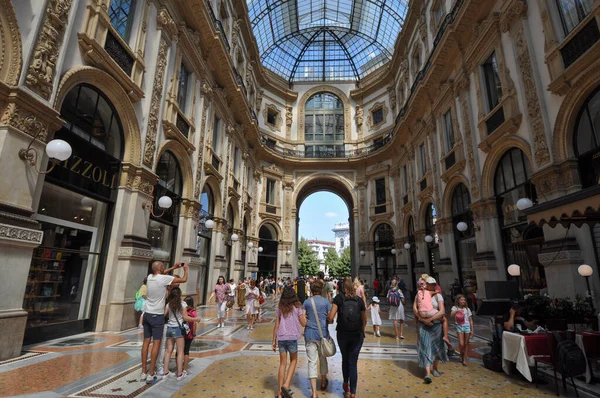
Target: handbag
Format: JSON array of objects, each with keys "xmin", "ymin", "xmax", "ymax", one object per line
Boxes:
[
  {"xmin": 310, "ymin": 297, "xmax": 336, "ymax": 357},
  {"xmin": 258, "ymin": 293, "xmax": 265, "ymax": 305},
  {"xmin": 174, "ymin": 309, "xmax": 190, "ymax": 337}
]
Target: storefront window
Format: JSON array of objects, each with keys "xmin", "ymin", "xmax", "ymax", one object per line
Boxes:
[
  {"xmin": 374, "ymin": 223, "xmax": 395, "ymax": 280},
  {"xmin": 494, "ymin": 148, "xmax": 545, "ymax": 293},
  {"xmin": 24, "ymin": 84, "xmax": 123, "ymax": 342},
  {"xmin": 574, "ymin": 86, "xmax": 600, "ymax": 188},
  {"xmin": 26, "ymin": 184, "xmax": 107, "ymax": 328}
]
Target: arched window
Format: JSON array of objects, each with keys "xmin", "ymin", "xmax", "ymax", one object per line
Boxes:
[
  {"xmin": 156, "ymin": 151, "xmax": 182, "ymax": 195},
  {"xmin": 494, "ymin": 148, "xmax": 536, "ymax": 226},
  {"xmin": 305, "ymin": 93, "xmax": 344, "ymax": 158},
  {"xmin": 200, "ymin": 185, "xmax": 214, "ymax": 215},
  {"xmin": 148, "ymin": 151, "xmax": 182, "ymax": 268},
  {"xmin": 60, "ymin": 84, "xmax": 123, "ymax": 159},
  {"xmin": 574, "ymin": 87, "xmax": 600, "ymax": 188},
  {"xmin": 452, "ymin": 183, "xmax": 471, "ymax": 217}
]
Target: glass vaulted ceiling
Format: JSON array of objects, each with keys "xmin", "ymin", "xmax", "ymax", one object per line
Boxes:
[{"xmin": 247, "ymin": 0, "xmax": 409, "ymax": 82}]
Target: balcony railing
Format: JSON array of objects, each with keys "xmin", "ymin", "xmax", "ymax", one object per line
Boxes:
[
  {"xmin": 206, "ymin": 0, "xmax": 230, "ymax": 52},
  {"xmin": 260, "ymin": 132, "xmax": 394, "ymax": 159},
  {"xmin": 104, "ymin": 30, "xmax": 134, "ymax": 75},
  {"xmin": 396, "ymin": 0, "xmax": 463, "ymax": 125},
  {"xmin": 560, "ymin": 18, "xmax": 600, "ymax": 68}
]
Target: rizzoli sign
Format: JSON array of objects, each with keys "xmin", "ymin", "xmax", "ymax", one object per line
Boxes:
[
  {"xmin": 59, "ymin": 155, "xmax": 118, "ymax": 189},
  {"xmin": 47, "ymin": 128, "xmax": 121, "ymax": 201}
]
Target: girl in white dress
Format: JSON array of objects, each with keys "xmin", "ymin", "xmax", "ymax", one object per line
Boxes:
[
  {"xmin": 367, "ymin": 296, "xmax": 382, "ymax": 337},
  {"xmin": 245, "ymin": 279, "xmax": 260, "ymax": 329}
]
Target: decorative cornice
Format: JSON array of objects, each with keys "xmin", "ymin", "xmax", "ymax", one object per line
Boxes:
[
  {"xmin": 0, "ymin": 223, "xmax": 43, "ymax": 247},
  {"xmin": 118, "ymin": 246, "xmax": 153, "ymax": 260},
  {"xmin": 500, "ymin": 0, "xmax": 528, "ymax": 33},
  {"xmin": 156, "ymin": 8, "xmax": 178, "ymax": 42}
]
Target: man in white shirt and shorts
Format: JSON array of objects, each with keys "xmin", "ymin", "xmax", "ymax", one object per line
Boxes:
[{"xmin": 141, "ymin": 261, "xmax": 188, "ymax": 384}]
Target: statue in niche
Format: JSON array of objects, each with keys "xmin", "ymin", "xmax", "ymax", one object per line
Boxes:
[{"xmin": 355, "ymin": 105, "xmax": 363, "ymax": 127}]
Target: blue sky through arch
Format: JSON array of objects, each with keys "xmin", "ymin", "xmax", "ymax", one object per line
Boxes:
[{"xmin": 298, "ymin": 191, "xmax": 349, "ymax": 242}]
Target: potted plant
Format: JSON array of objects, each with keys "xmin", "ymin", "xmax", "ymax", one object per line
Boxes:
[
  {"xmin": 572, "ymin": 295, "xmax": 597, "ymax": 330},
  {"xmin": 545, "ymin": 297, "xmax": 573, "ymax": 330}
]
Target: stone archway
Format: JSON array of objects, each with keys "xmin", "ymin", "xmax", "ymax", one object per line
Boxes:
[
  {"xmin": 0, "ymin": 0, "xmax": 22, "ymax": 86},
  {"xmin": 55, "ymin": 67, "xmax": 142, "ymax": 166},
  {"xmin": 293, "ymin": 173, "xmax": 357, "ymax": 276}
]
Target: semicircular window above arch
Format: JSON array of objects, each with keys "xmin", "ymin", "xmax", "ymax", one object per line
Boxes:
[
  {"xmin": 247, "ymin": 0, "xmax": 410, "ymax": 82},
  {"xmin": 574, "ymin": 86, "xmax": 600, "ymax": 188},
  {"xmin": 305, "ymin": 92, "xmax": 344, "ymax": 157}
]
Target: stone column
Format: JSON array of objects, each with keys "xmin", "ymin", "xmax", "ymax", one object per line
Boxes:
[
  {"xmin": 434, "ymin": 217, "xmax": 457, "ymax": 293},
  {"xmin": 245, "ymin": 237, "xmax": 259, "ymax": 278},
  {"xmin": 539, "ymin": 236, "xmax": 585, "ymax": 302},
  {"xmin": 205, "ymin": 217, "xmax": 227, "ymax": 302},
  {"xmin": 178, "ymin": 199, "xmax": 201, "ymax": 298},
  {"xmin": 0, "ymin": 86, "xmax": 63, "ymax": 360},
  {"xmin": 96, "ymin": 164, "xmax": 158, "ymax": 332},
  {"xmin": 469, "ymin": 199, "xmax": 506, "ymax": 300}
]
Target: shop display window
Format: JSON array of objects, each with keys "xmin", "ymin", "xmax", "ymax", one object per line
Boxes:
[{"xmin": 25, "ymin": 184, "xmax": 107, "ymax": 328}]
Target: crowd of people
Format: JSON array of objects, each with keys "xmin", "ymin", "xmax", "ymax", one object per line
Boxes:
[{"xmin": 135, "ymin": 264, "xmax": 477, "ymax": 396}]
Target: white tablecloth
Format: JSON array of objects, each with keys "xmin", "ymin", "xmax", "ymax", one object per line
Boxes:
[
  {"xmin": 575, "ymin": 334, "xmax": 593, "ymax": 383},
  {"xmin": 502, "ymin": 332, "xmax": 534, "ymax": 382}
]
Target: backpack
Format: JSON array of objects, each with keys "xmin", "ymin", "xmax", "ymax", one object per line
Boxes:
[
  {"xmin": 387, "ymin": 289, "xmax": 401, "ymax": 307},
  {"xmin": 553, "ymin": 333, "xmax": 586, "ymax": 377},
  {"xmin": 340, "ymin": 295, "xmax": 362, "ymax": 333}
]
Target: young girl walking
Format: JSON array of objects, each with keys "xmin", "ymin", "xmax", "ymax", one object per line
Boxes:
[
  {"xmin": 272, "ymin": 287, "xmax": 307, "ymax": 398},
  {"xmin": 366, "ymin": 296, "xmax": 382, "ymax": 337},
  {"xmin": 163, "ymin": 288, "xmax": 200, "ymax": 380},
  {"xmin": 450, "ymin": 294, "xmax": 474, "ymax": 366},
  {"xmin": 183, "ymin": 296, "xmax": 197, "ymax": 376}
]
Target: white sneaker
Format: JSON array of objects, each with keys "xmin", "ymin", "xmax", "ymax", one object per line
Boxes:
[
  {"xmin": 160, "ymin": 371, "xmax": 170, "ymax": 379},
  {"xmin": 176, "ymin": 373, "xmax": 186, "ymax": 381},
  {"xmin": 139, "ymin": 372, "xmax": 148, "ymax": 381},
  {"xmin": 216, "ymin": 324, "xmax": 220, "ymax": 328}
]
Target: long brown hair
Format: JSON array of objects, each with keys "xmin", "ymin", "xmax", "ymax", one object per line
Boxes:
[
  {"xmin": 342, "ymin": 276, "xmax": 356, "ymax": 297},
  {"xmin": 167, "ymin": 287, "xmax": 183, "ymax": 316},
  {"xmin": 278, "ymin": 286, "xmax": 301, "ymax": 317}
]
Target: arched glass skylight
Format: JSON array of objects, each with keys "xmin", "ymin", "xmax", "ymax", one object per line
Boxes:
[{"xmin": 247, "ymin": 0, "xmax": 410, "ymax": 82}]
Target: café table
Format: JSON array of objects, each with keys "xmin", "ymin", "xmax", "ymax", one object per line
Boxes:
[
  {"xmin": 502, "ymin": 331, "xmax": 542, "ymax": 382},
  {"xmin": 575, "ymin": 332, "xmax": 600, "ymax": 383},
  {"xmin": 502, "ymin": 330, "xmax": 599, "ymax": 383}
]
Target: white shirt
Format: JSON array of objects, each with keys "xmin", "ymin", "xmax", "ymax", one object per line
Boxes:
[
  {"xmin": 145, "ymin": 274, "xmax": 175, "ymax": 314},
  {"xmin": 167, "ymin": 300, "xmax": 188, "ymax": 327},
  {"xmin": 228, "ymin": 283, "xmax": 236, "ymax": 296}
]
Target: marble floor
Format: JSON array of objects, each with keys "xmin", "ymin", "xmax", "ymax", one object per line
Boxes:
[{"xmin": 1, "ymin": 299, "xmax": 597, "ymax": 398}]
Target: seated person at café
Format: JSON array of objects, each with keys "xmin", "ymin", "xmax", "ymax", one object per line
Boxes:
[{"xmin": 503, "ymin": 304, "xmax": 537, "ymax": 332}]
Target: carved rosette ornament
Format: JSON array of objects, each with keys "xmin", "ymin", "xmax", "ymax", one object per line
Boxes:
[
  {"xmin": 194, "ymin": 101, "xmax": 210, "ymax": 198},
  {"xmin": 513, "ymin": 25, "xmax": 551, "ymax": 167},
  {"xmin": 456, "ymin": 74, "xmax": 480, "ymax": 199},
  {"xmin": 143, "ymin": 38, "xmax": 168, "ymax": 168},
  {"xmin": 25, "ymin": 0, "xmax": 73, "ymax": 99}
]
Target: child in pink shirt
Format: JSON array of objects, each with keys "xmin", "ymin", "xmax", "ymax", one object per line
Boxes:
[{"xmin": 416, "ymin": 279, "xmax": 437, "ymax": 318}]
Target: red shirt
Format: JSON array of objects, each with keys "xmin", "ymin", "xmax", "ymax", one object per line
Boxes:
[
  {"xmin": 373, "ymin": 280, "xmax": 380, "ymax": 290},
  {"xmin": 435, "ymin": 285, "xmax": 443, "ymax": 296}
]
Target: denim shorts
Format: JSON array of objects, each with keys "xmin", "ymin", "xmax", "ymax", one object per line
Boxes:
[
  {"xmin": 278, "ymin": 340, "xmax": 298, "ymax": 354},
  {"xmin": 456, "ymin": 323, "xmax": 471, "ymax": 334},
  {"xmin": 166, "ymin": 326, "xmax": 183, "ymax": 338}
]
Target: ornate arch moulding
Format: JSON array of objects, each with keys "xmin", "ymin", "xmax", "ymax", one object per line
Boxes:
[
  {"xmin": 55, "ymin": 66, "xmax": 143, "ymax": 166},
  {"xmin": 0, "ymin": 0, "xmax": 22, "ymax": 86},
  {"xmin": 479, "ymin": 136, "xmax": 533, "ymax": 199},
  {"xmin": 77, "ymin": 0, "xmax": 148, "ymax": 102},
  {"xmin": 156, "ymin": 139, "xmax": 195, "ymax": 200}
]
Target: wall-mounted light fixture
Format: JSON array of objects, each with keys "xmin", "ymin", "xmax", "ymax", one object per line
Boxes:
[
  {"xmin": 456, "ymin": 221, "xmax": 480, "ymax": 234},
  {"xmin": 142, "ymin": 188, "xmax": 173, "ymax": 218},
  {"xmin": 403, "ymin": 243, "xmax": 411, "ymax": 250},
  {"xmin": 391, "ymin": 248, "xmax": 397, "ymax": 255},
  {"xmin": 516, "ymin": 198, "xmax": 533, "ymax": 211},
  {"xmin": 360, "ymin": 250, "xmax": 365, "ymax": 257},
  {"xmin": 424, "ymin": 234, "xmax": 442, "ymax": 244},
  {"xmin": 286, "ymin": 249, "xmax": 292, "ymax": 256},
  {"xmin": 20, "ymin": 133, "xmax": 72, "ymax": 174},
  {"xmin": 247, "ymin": 241, "xmax": 254, "ymax": 248},
  {"xmin": 258, "ymin": 246, "xmax": 263, "ymax": 253},
  {"xmin": 205, "ymin": 219, "xmax": 215, "ymax": 229}
]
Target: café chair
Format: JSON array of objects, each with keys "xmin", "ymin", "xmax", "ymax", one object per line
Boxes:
[{"xmin": 533, "ymin": 332, "xmax": 560, "ymax": 396}]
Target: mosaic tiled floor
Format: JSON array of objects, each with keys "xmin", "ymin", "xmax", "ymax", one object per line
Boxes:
[{"xmin": 0, "ymin": 301, "xmax": 596, "ymax": 398}]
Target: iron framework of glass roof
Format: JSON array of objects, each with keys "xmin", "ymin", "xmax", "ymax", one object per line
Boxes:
[{"xmin": 247, "ymin": 0, "xmax": 409, "ymax": 83}]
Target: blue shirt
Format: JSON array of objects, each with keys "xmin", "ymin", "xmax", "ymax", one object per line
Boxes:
[{"xmin": 303, "ymin": 296, "xmax": 332, "ymax": 342}]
